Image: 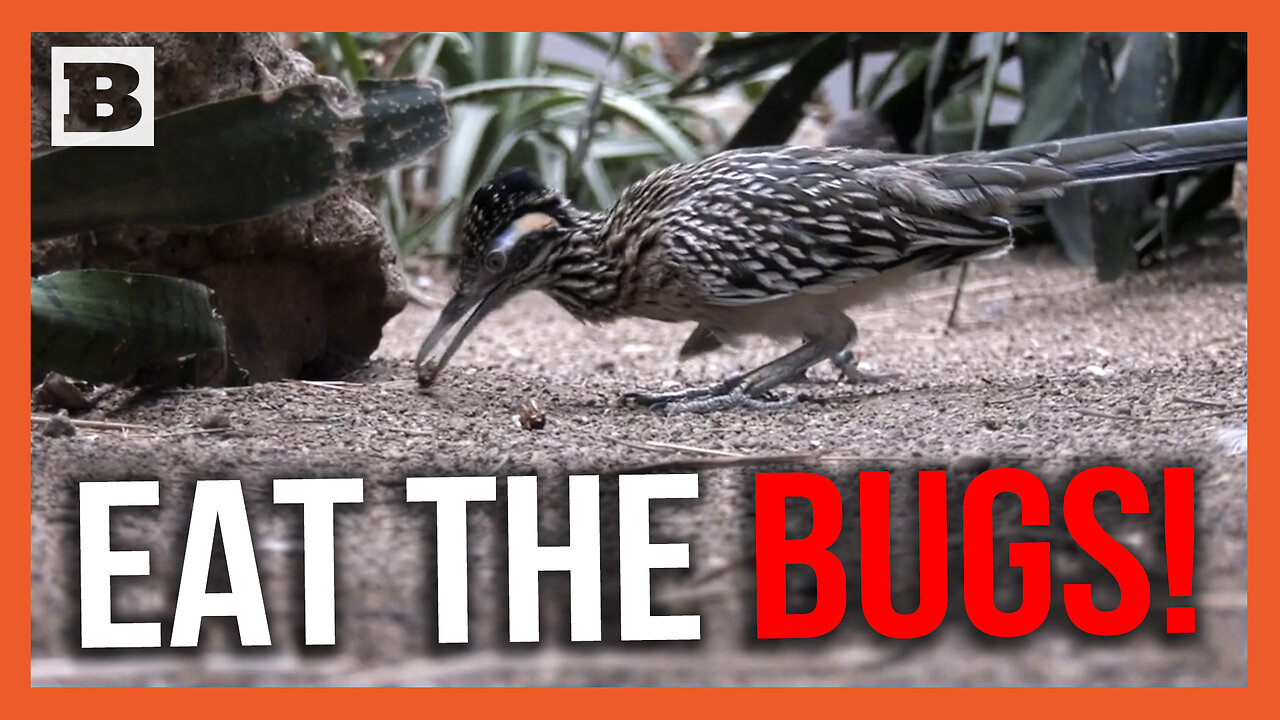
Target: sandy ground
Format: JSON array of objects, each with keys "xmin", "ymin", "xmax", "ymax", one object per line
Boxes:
[{"xmin": 30, "ymin": 243, "xmax": 1248, "ymax": 686}]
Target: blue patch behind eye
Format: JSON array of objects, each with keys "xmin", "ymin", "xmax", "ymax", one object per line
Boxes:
[{"xmin": 493, "ymin": 225, "xmax": 520, "ymax": 253}]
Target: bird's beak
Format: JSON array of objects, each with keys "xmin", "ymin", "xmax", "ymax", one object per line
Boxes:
[{"xmin": 414, "ymin": 284, "xmax": 507, "ymax": 386}]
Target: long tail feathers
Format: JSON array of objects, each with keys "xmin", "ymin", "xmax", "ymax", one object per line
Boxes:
[{"xmin": 1000, "ymin": 117, "xmax": 1245, "ymax": 187}]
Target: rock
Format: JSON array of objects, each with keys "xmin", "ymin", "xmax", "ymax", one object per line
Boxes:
[
  {"xmin": 40, "ymin": 411, "xmax": 76, "ymax": 438},
  {"xmin": 198, "ymin": 411, "xmax": 232, "ymax": 430},
  {"xmin": 31, "ymin": 33, "xmax": 408, "ymax": 380}
]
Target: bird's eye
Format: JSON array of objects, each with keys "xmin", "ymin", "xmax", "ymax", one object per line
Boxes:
[{"xmin": 485, "ymin": 250, "xmax": 507, "ymax": 272}]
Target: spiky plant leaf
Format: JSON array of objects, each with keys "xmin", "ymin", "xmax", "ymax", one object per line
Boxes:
[
  {"xmin": 31, "ymin": 270, "xmax": 233, "ymax": 385},
  {"xmin": 1079, "ymin": 32, "xmax": 1177, "ymax": 280},
  {"xmin": 672, "ymin": 32, "xmax": 937, "ymax": 98},
  {"xmin": 33, "ymin": 79, "xmax": 450, "ymax": 240},
  {"xmin": 723, "ymin": 33, "xmax": 848, "ymax": 149}
]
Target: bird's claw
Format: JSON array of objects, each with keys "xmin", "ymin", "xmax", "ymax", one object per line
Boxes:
[
  {"xmin": 626, "ymin": 385, "xmax": 797, "ymax": 414},
  {"xmin": 624, "ymin": 372, "xmax": 746, "ymax": 406}
]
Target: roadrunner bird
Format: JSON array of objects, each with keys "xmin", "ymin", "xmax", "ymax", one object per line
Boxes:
[{"xmin": 415, "ymin": 117, "xmax": 1248, "ymax": 413}]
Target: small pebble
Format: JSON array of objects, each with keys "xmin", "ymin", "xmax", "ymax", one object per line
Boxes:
[
  {"xmin": 1083, "ymin": 364, "xmax": 1114, "ymax": 378},
  {"xmin": 199, "ymin": 411, "xmax": 231, "ymax": 429}
]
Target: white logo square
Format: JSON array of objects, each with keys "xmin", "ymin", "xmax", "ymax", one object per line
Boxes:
[{"xmin": 51, "ymin": 46, "xmax": 154, "ymax": 147}]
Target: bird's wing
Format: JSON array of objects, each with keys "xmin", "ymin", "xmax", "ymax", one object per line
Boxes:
[{"xmin": 656, "ymin": 149, "xmax": 1037, "ymax": 307}]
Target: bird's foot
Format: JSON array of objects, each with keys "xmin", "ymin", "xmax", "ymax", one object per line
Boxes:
[
  {"xmin": 624, "ymin": 372, "xmax": 747, "ymax": 406},
  {"xmin": 832, "ymin": 349, "xmax": 901, "ymax": 385},
  {"xmin": 625, "ymin": 374, "xmax": 797, "ymax": 414},
  {"xmin": 630, "ymin": 386, "xmax": 798, "ymax": 415}
]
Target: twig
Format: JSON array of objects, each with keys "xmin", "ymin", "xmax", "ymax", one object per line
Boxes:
[
  {"xmin": 1074, "ymin": 407, "xmax": 1247, "ymax": 424},
  {"xmin": 153, "ymin": 427, "xmax": 232, "ymax": 439},
  {"xmin": 945, "ymin": 262, "xmax": 970, "ymax": 330},
  {"xmin": 565, "ymin": 32, "xmax": 626, "ymax": 199},
  {"xmin": 847, "ymin": 35, "xmax": 864, "ymax": 108},
  {"xmin": 596, "ymin": 432, "xmax": 908, "ymax": 472},
  {"xmin": 600, "ymin": 434, "xmax": 742, "ymax": 457},
  {"xmin": 946, "ymin": 34, "xmax": 1003, "ymax": 331},
  {"xmin": 390, "ymin": 427, "xmax": 436, "ymax": 437},
  {"xmin": 986, "ymin": 391, "xmax": 1039, "ymax": 406},
  {"xmin": 285, "ymin": 379, "xmax": 363, "ymax": 391},
  {"xmin": 1171, "ymin": 395, "xmax": 1247, "ymax": 410},
  {"xmin": 161, "ymin": 385, "xmax": 257, "ymax": 395},
  {"xmin": 643, "ymin": 440, "xmax": 743, "ymax": 457},
  {"xmin": 30, "ymin": 415, "xmax": 150, "ymax": 431},
  {"xmin": 613, "ymin": 451, "xmax": 910, "ymax": 475}
]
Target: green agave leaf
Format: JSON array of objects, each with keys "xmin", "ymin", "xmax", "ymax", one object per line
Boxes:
[
  {"xmin": 724, "ymin": 33, "xmax": 848, "ymax": 149},
  {"xmin": 1080, "ymin": 32, "xmax": 1177, "ymax": 280},
  {"xmin": 505, "ymin": 32, "xmax": 543, "ymax": 78},
  {"xmin": 542, "ymin": 60, "xmax": 599, "ymax": 80},
  {"xmin": 1011, "ymin": 32, "xmax": 1086, "ymax": 147},
  {"xmin": 398, "ymin": 195, "xmax": 459, "ymax": 255},
  {"xmin": 33, "ymin": 79, "xmax": 451, "ymax": 240},
  {"xmin": 446, "ymin": 77, "xmax": 700, "ymax": 163},
  {"xmin": 878, "ymin": 33, "xmax": 977, "ymax": 151},
  {"xmin": 1013, "ymin": 33, "xmax": 1092, "ymax": 265},
  {"xmin": 431, "ymin": 102, "xmax": 500, "ymax": 252},
  {"xmin": 590, "ymin": 137, "xmax": 670, "ymax": 160},
  {"xmin": 673, "ymin": 32, "xmax": 938, "ymax": 98},
  {"xmin": 972, "ymin": 32, "xmax": 1006, "ymax": 151},
  {"xmin": 670, "ymin": 32, "xmax": 819, "ymax": 97},
  {"xmin": 1172, "ymin": 33, "xmax": 1246, "ymax": 124},
  {"xmin": 331, "ymin": 32, "xmax": 370, "ymax": 81},
  {"xmin": 560, "ymin": 32, "xmax": 671, "ymax": 81},
  {"xmin": 530, "ymin": 133, "xmax": 568, "ymax": 190},
  {"xmin": 389, "ymin": 32, "xmax": 472, "ymax": 79},
  {"xmin": 565, "ymin": 32, "xmax": 626, "ymax": 199},
  {"xmin": 547, "ymin": 127, "xmax": 617, "ymax": 209},
  {"xmin": 32, "ymin": 269, "xmax": 232, "ymax": 385},
  {"xmin": 861, "ymin": 46, "xmax": 915, "ymax": 108}
]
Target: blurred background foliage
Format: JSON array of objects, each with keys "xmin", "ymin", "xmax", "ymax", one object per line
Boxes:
[{"xmin": 296, "ymin": 32, "xmax": 1246, "ymax": 281}]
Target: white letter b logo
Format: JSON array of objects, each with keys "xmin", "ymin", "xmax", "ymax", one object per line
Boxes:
[{"xmin": 51, "ymin": 46, "xmax": 154, "ymax": 147}]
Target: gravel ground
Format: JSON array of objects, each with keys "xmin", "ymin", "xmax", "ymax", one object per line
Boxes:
[{"xmin": 30, "ymin": 244, "xmax": 1248, "ymax": 686}]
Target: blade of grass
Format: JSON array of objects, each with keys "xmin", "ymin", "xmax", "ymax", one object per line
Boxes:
[
  {"xmin": 388, "ymin": 32, "xmax": 471, "ymax": 79},
  {"xmin": 920, "ymin": 32, "xmax": 951, "ymax": 153},
  {"xmin": 332, "ymin": 32, "xmax": 369, "ymax": 82},
  {"xmin": 446, "ymin": 78, "xmax": 701, "ymax": 162},
  {"xmin": 431, "ymin": 102, "xmax": 499, "ymax": 252}
]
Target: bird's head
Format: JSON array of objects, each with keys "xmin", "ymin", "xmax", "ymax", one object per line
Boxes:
[{"xmin": 415, "ymin": 168, "xmax": 571, "ymax": 386}]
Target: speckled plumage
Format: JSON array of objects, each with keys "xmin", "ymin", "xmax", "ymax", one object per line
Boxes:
[{"xmin": 417, "ymin": 117, "xmax": 1247, "ymax": 413}]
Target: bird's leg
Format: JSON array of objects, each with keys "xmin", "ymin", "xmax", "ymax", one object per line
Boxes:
[
  {"xmin": 781, "ymin": 318, "xmax": 897, "ymax": 385},
  {"xmin": 629, "ymin": 335, "xmax": 837, "ymax": 414}
]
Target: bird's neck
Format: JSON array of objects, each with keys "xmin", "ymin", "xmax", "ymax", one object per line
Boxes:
[{"xmin": 540, "ymin": 207, "xmax": 624, "ymax": 322}]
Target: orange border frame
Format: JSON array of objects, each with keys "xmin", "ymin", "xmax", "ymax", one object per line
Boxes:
[{"xmin": 12, "ymin": 18, "xmax": 1269, "ymax": 711}]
